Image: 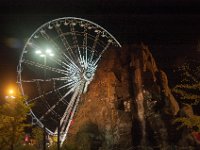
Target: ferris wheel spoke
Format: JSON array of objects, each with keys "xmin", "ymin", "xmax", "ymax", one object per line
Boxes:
[
  {"xmin": 82, "ymin": 27, "xmax": 88, "ymax": 68},
  {"xmin": 27, "ymin": 41, "xmax": 43, "ymax": 51},
  {"xmin": 21, "ymin": 77, "xmax": 68, "ymax": 83},
  {"xmin": 59, "ymin": 86, "xmax": 80, "ymax": 132},
  {"xmin": 24, "ymin": 59, "xmax": 68, "ymax": 75},
  {"xmin": 90, "ymin": 33, "xmax": 100, "ymax": 62},
  {"xmin": 35, "ymin": 81, "xmax": 52, "ymax": 110},
  {"xmin": 60, "ymin": 94, "xmax": 77, "ymax": 131},
  {"xmin": 39, "ymin": 90, "xmax": 73, "ymax": 121},
  {"xmin": 60, "ymin": 88, "xmax": 82, "ymax": 146},
  {"xmin": 55, "ymin": 25, "xmax": 76, "ymax": 61},
  {"xmin": 57, "ymin": 51, "xmax": 79, "ymax": 70},
  {"xmin": 50, "ymin": 58, "xmax": 62, "ymax": 67},
  {"xmin": 54, "ymin": 87, "xmax": 80, "ymax": 135},
  {"xmin": 54, "ymin": 80, "xmax": 80, "ymax": 105},
  {"xmin": 63, "ymin": 53, "xmax": 81, "ymax": 72},
  {"xmin": 93, "ymin": 42, "xmax": 111, "ymax": 65},
  {"xmin": 48, "ymin": 56, "xmax": 76, "ymax": 74},
  {"xmin": 100, "ymin": 41, "xmax": 111, "ymax": 56},
  {"xmin": 38, "ymin": 28, "xmax": 62, "ymax": 55},
  {"xmin": 87, "ymin": 33, "xmax": 106, "ymax": 47},
  {"xmin": 77, "ymin": 47, "xmax": 84, "ymax": 66},
  {"xmin": 70, "ymin": 23, "xmax": 78, "ymax": 49},
  {"xmin": 92, "ymin": 32, "xmax": 100, "ymax": 51},
  {"xmin": 48, "ymin": 55, "xmax": 78, "ymax": 73},
  {"xmin": 65, "ymin": 80, "xmax": 81, "ymax": 89},
  {"xmin": 39, "ymin": 82, "xmax": 80, "ymax": 121},
  {"xmin": 83, "ymin": 27, "xmax": 88, "ymax": 49},
  {"xmin": 39, "ymin": 29, "xmax": 75, "ymax": 66},
  {"xmin": 62, "ymin": 61, "xmax": 77, "ymax": 71},
  {"xmin": 60, "ymin": 95, "xmax": 79, "ymax": 132},
  {"xmin": 68, "ymin": 26, "xmax": 83, "ymax": 68},
  {"xmin": 83, "ymin": 48, "xmax": 88, "ymax": 69},
  {"xmin": 62, "ymin": 61, "xmax": 81, "ymax": 74},
  {"xmin": 27, "ymin": 83, "xmax": 70, "ymax": 103}
]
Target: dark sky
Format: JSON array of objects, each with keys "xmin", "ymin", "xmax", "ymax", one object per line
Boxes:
[{"xmin": 1, "ymin": 0, "xmax": 200, "ymax": 94}]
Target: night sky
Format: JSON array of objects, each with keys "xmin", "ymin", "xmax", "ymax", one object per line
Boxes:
[{"xmin": 1, "ymin": 0, "xmax": 200, "ymax": 95}]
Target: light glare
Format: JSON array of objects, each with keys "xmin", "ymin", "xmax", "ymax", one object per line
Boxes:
[
  {"xmin": 46, "ymin": 49, "xmax": 52, "ymax": 54},
  {"xmin": 49, "ymin": 53, "xmax": 54, "ymax": 56},
  {"xmin": 8, "ymin": 89, "xmax": 14, "ymax": 94},
  {"xmin": 35, "ymin": 50, "xmax": 42, "ymax": 54},
  {"xmin": 40, "ymin": 54, "xmax": 46, "ymax": 57}
]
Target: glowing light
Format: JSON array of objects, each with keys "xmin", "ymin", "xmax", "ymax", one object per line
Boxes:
[
  {"xmin": 35, "ymin": 50, "xmax": 42, "ymax": 54},
  {"xmin": 49, "ymin": 53, "xmax": 54, "ymax": 57},
  {"xmin": 8, "ymin": 89, "xmax": 14, "ymax": 95},
  {"xmin": 40, "ymin": 54, "xmax": 46, "ymax": 57},
  {"xmin": 56, "ymin": 22, "xmax": 61, "ymax": 27},
  {"xmin": 108, "ymin": 39, "xmax": 113, "ymax": 43},
  {"xmin": 5, "ymin": 87, "xmax": 16, "ymax": 99},
  {"xmin": 48, "ymin": 24, "xmax": 53, "ymax": 29},
  {"xmin": 95, "ymin": 29, "xmax": 99, "ymax": 33},
  {"xmin": 35, "ymin": 48, "xmax": 54, "ymax": 57},
  {"xmin": 101, "ymin": 34, "xmax": 106, "ymax": 37},
  {"xmin": 80, "ymin": 23, "xmax": 84, "ymax": 27},
  {"xmin": 45, "ymin": 49, "xmax": 52, "ymax": 54},
  {"xmin": 64, "ymin": 20, "xmax": 69, "ymax": 26},
  {"xmin": 71, "ymin": 22, "xmax": 76, "ymax": 26},
  {"xmin": 88, "ymin": 26, "xmax": 92, "ymax": 29}
]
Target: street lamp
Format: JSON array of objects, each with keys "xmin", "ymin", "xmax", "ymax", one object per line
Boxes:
[
  {"xmin": 5, "ymin": 88, "xmax": 16, "ymax": 99},
  {"xmin": 35, "ymin": 48, "xmax": 54, "ymax": 56},
  {"xmin": 35, "ymin": 48, "xmax": 54, "ymax": 150},
  {"xmin": 35, "ymin": 48, "xmax": 54, "ymax": 78},
  {"xmin": 8, "ymin": 89, "xmax": 14, "ymax": 95},
  {"xmin": 35, "ymin": 49, "xmax": 54, "ymax": 58}
]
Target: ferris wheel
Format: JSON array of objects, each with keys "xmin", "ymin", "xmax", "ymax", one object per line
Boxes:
[{"xmin": 17, "ymin": 17, "xmax": 121, "ymax": 145}]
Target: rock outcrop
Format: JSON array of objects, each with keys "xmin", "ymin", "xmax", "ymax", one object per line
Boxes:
[{"xmin": 66, "ymin": 44, "xmax": 199, "ymax": 149}]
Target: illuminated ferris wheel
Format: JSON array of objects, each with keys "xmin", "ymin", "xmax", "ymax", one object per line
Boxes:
[{"xmin": 17, "ymin": 17, "xmax": 121, "ymax": 145}]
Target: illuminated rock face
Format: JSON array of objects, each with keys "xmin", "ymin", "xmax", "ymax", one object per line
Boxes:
[{"xmin": 66, "ymin": 44, "xmax": 198, "ymax": 149}]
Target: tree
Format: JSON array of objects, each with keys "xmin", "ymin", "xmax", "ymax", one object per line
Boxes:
[
  {"xmin": 172, "ymin": 61, "xmax": 200, "ymax": 105},
  {"xmin": 172, "ymin": 60, "xmax": 200, "ymax": 131},
  {"xmin": 32, "ymin": 126, "xmax": 43, "ymax": 149},
  {"xmin": 174, "ymin": 116, "xmax": 200, "ymax": 131},
  {"xmin": 0, "ymin": 95, "xmax": 30, "ymax": 150}
]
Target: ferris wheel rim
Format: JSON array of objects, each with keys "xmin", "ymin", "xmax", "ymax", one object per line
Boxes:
[
  {"xmin": 24, "ymin": 17, "xmax": 121, "ymax": 50},
  {"xmin": 17, "ymin": 16, "xmax": 121, "ymax": 140}
]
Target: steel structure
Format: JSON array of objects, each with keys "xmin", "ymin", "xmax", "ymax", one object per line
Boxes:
[{"xmin": 17, "ymin": 17, "xmax": 121, "ymax": 145}]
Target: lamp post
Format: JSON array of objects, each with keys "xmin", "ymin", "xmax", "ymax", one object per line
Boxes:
[
  {"xmin": 57, "ymin": 118, "xmax": 60, "ymax": 150},
  {"xmin": 35, "ymin": 49, "xmax": 54, "ymax": 150},
  {"xmin": 43, "ymin": 124, "xmax": 46, "ymax": 150}
]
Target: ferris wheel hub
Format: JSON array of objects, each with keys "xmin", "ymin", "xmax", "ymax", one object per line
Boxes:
[{"xmin": 83, "ymin": 71, "xmax": 93, "ymax": 81}]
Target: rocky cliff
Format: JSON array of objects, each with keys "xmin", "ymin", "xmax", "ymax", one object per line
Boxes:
[{"xmin": 66, "ymin": 44, "xmax": 199, "ymax": 149}]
